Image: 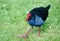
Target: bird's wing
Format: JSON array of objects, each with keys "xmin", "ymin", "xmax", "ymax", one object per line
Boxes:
[{"xmin": 34, "ymin": 15, "xmax": 44, "ymax": 25}]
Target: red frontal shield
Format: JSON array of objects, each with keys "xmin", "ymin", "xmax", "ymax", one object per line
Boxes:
[{"xmin": 26, "ymin": 13, "xmax": 31, "ymax": 21}]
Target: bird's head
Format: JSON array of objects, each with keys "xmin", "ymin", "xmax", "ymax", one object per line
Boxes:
[{"xmin": 26, "ymin": 13, "xmax": 32, "ymax": 21}]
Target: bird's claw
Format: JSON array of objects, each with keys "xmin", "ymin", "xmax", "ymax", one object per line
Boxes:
[
  {"xmin": 16, "ymin": 34, "xmax": 28, "ymax": 38},
  {"xmin": 21, "ymin": 34, "xmax": 27, "ymax": 38}
]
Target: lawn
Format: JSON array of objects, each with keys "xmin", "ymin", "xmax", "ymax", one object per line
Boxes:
[{"xmin": 0, "ymin": 0, "xmax": 60, "ymax": 41}]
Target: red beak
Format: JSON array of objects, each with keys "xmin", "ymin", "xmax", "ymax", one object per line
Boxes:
[{"xmin": 26, "ymin": 13, "xmax": 31, "ymax": 21}]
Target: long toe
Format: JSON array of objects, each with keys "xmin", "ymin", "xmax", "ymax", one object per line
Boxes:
[
  {"xmin": 16, "ymin": 34, "xmax": 28, "ymax": 38},
  {"xmin": 21, "ymin": 34, "xmax": 27, "ymax": 38}
]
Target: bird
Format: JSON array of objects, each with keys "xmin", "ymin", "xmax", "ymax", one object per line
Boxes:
[{"xmin": 18, "ymin": 5, "xmax": 50, "ymax": 38}]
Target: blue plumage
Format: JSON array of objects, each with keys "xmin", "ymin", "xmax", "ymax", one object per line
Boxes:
[{"xmin": 28, "ymin": 15, "xmax": 44, "ymax": 26}]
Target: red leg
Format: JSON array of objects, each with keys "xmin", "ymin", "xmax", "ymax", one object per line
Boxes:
[
  {"xmin": 38, "ymin": 27, "xmax": 40, "ymax": 36},
  {"xmin": 25, "ymin": 26, "xmax": 33, "ymax": 35},
  {"xmin": 21, "ymin": 26, "xmax": 33, "ymax": 38},
  {"xmin": 17, "ymin": 26, "xmax": 33, "ymax": 38}
]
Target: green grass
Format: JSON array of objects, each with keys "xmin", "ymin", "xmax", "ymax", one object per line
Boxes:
[{"xmin": 0, "ymin": 0, "xmax": 60, "ymax": 41}]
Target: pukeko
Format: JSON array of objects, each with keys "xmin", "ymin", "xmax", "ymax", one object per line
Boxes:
[{"xmin": 18, "ymin": 5, "xmax": 50, "ymax": 38}]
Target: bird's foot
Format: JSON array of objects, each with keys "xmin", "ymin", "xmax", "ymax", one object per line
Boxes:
[{"xmin": 16, "ymin": 34, "xmax": 28, "ymax": 38}]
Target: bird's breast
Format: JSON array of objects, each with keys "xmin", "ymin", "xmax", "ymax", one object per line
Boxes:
[{"xmin": 28, "ymin": 15, "xmax": 44, "ymax": 26}]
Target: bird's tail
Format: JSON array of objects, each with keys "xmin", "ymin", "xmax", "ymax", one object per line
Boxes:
[{"xmin": 45, "ymin": 5, "xmax": 50, "ymax": 11}]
